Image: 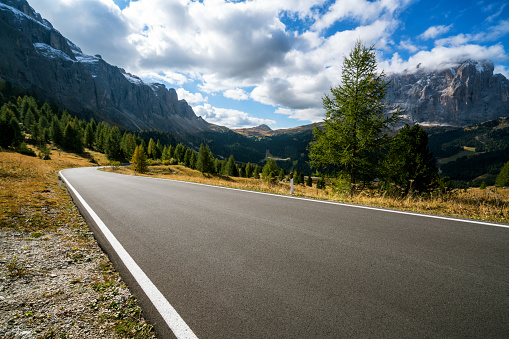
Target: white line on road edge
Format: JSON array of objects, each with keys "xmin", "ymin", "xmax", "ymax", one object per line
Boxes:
[
  {"xmin": 59, "ymin": 170, "xmax": 198, "ymax": 339},
  {"xmin": 121, "ymin": 171, "xmax": 509, "ymax": 230}
]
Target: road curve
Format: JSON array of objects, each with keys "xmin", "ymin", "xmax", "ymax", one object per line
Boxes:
[{"xmin": 60, "ymin": 167, "xmax": 509, "ymax": 338}]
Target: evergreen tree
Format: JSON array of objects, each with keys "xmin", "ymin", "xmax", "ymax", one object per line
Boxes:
[
  {"xmin": 262, "ymin": 159, "xmax": 279, "ymax": 180},
  {"xmin": 155, "ymin": 140, "xmax": 163, "ymax": 160},
  {"xmin": 131, "ymin": 145, "xmax": 148, "ymax": 173},
  {"xmin": 50, "ymin": 116, "xmax": 63, "ymax": 146},
  {"xmin": 309, "ymin": 41, "xmax": 400, "ymax": 195},
  {"xmin": 106, "ymin": 126, "xmax": 122, "ymax": 160},
  {"xmin": 196, "ymin": 144, "xmax": 212, "ymax": 173},
  {"xmin": 495, "ymin": 161, "xmax": 509, "ymax": 187},
  {"xmin": 184, "ymin": 148, "xmax": 194, "ymax": 167},
  {"xmin": 253, "ymin": 165, "xmax": 261, "ymax": 179},
  {"xmin": 168, "ymin": 145, "xmax": 174, "ymax": 159},
  {"xmin": 0, "ymin": 106, "xmax": 23, "ymax": 147},
  {"xmin": 245, "ymin": 162, "xmax": 253, "ymax": 178},
  {"xmin": 174, "ymin": 143, "xmax": 186, "ymax": 163},
  {"xmin": 382, "ymin": 124, "xmax": 439, "ymax": 195},
  {"xmin": 278, "ymin": 168, "xmax": 285, "ymax": 181},
  {"xmin": 62, "ymin": 121, "xmax": 83, "ymax": 153},
  {"xmin": 189, "ymin": 150, "xmax": 197, "ymax": 169},
  {"xmin": 306, "ymin": 174, "xmax": 313, "ymax": 187},
  {"xmin": 161, "ymin": 146, "xmax": 170, "ymax": 161},
  {"xmin": 84, "ymin": 122, "xmax": 95, "ymax": 149},
  {"xmin": 147, "ymin": 138, "xmax": 156, "ymax": 159},
  {"xmin": 226, "ymin": 155, "xmax": 237, "ymax": 176}
]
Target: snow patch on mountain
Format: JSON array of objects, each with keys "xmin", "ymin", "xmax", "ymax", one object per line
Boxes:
[{"xmin": 33, "ymin": 43, "xmax": 73, "ymax": 62}]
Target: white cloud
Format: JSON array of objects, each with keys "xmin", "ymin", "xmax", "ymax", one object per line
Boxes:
[
  {"xmin": 420, "ymin": 24, "xmax": 453, "ymax": 40},
  {"xmin": 381, "ymin": 44, "xmax": 508, "ymax": 74},
  {"xmin": 275, "ymin": 107, "xmax": 324, "ymax": 122},
  {"xmin": 194, "ymin": 103, "xmax": 276, "ymax": 129},
  {"xmin": 30, "ymin": 0, "xmax": 136, "ymax": 66},
  {"xmin": 140, "ymin": 71, "xmax": 189, "ymax": 86},
  {"xmin": 176, "ymin": 88, "xmax": 208, "ymax": 105},
  {"xmin": 494, "ymin": 65, "xmax": 509, "ymax": 78},
  {"xmin": 223, "ymin": 88, "xmax": 249, "ymax": 101},
  {"xmin": 312, "ymin": 0, "xmax": 411, "ymax": 32},
  {"xmin": 398, "ymin": 39, "xmax": 420, "ymax": 53}
]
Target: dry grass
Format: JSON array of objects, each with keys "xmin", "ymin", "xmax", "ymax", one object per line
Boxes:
[
  {"xmin": 0, "ymin": 146, "xmax": 106, "ymax": 230},
  {"xmin": 105, "ymin": 164, "xmax": 509, "ymax": 224}
]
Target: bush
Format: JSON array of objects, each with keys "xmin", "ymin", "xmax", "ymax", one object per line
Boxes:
[
  {"xmin": 16, "ymin": 142, "xmax": 36, "ymax": 157},
  {"xmin": 108, "ymin": 161, "xmax": 120, "ymax": 170}
]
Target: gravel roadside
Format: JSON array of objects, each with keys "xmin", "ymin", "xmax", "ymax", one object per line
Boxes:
[{"xmin": 0, "ymin": 197, "xmax": 156, "ymax": 339}]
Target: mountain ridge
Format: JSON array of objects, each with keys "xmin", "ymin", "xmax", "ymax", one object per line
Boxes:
[{"xmin": 0, "ymin": 0, "xmax": 214, "ymax": 136}]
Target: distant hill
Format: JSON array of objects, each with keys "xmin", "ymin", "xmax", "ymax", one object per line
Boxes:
[{"xmin": 426, "ymin": 117, "xmax": 509, "ymax": 186}]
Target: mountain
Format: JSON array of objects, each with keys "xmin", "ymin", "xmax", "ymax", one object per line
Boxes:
[
  {"xmin": 386, "ymin": 60, "xmax": 509, "ymax": 126},
  {"xmin": 0, "ymin": 0, "xmax": 213, "ymax": 136}
]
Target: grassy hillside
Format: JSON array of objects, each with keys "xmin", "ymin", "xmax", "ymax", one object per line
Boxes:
[{"xmin": 426, "ymin": 117, "xmax": 509, "ymax": 186}]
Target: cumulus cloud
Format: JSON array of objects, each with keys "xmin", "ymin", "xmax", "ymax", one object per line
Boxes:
[
  {"xmin": 223, "ymin": 88, "xmax": 249, "ymax": 101},
  {"xmin": 30, "ymin": 0, "xmax": 136, "ymax": 67},
  {"xmin": 420, "ymin": 24, "xmax": 453, "ymax": 40},
  {"xmin": 275, "ymin": 107, "xmax": 324, "ymax": 122},
  {"xmin": 312, "ymin": 0, "xmax": 411, "ymax": 31},
  {"xmin": 194, "ymin": 103, "xmax": 276, "ymax": 129},
  {"xmin": 176, "ymin": 88, "xmax": 208, "ymax": 105},
  {"xmin": 381, "ymin": 44, "xmax": 507, "ymax": 74}
]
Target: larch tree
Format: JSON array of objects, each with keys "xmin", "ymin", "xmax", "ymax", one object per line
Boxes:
[
  {"xmin": 309, "ymin": 41, "xmax": 400, "ymax": 196},
  {"xmin": 131, "ymin": 144, "xmax": 148, "ymax": 173}
]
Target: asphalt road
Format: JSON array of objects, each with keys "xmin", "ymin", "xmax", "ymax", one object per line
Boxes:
[{"xmin": 61, "ymin": 167, "xmax": 509, "ymax": 338}]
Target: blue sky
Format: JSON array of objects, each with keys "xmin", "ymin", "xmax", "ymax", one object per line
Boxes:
[{"xmin": 29, "ymin": 0, "xmax": 509, "ymax": 129}]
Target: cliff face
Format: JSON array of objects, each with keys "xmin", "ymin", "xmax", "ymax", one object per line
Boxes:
[
  {"xmin": 0, "ymin": 0, "xmax": 212, "ymax": 135},
  {"xmin": 386, "ymin": 60, "xmax": 509, "ymax": 126}
]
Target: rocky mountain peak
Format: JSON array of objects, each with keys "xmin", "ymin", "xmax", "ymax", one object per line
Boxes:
[
  {"xmin": 252, "ymin": 124, "xmax": 272, "ymax": 132},
  {"xmin": 386, "ymin": 60, "xmax": 509, "ymax": 127}
]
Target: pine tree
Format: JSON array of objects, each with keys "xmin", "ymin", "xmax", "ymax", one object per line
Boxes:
[
  {"xmin": 50, "ymin": 116, "xmax": 63, "ymax": 146},
  {"xmin": 309, "ymin": 41, "xmax": 400, "ymax": 196},
  {"xmin": 147, "ymin": 138, "xmax": 156, "ymax": 159},
  {"xmin": 196, "ymin": 144, "xmax": 213, "ymax": 173},
  {"xmin": 306, "ymin": 174, "xmax": 313, "ymax": 187},
  {"xmin": 62, "ymin": 121, "xmax": 83, "ymax": 153},
  {"xmin": 382, "ymin": 124, "xmax": 438, "ymax": 195},
  {"xmin": 245, "ymin": 162, "xmax": 253, "ymax": 178},
  {"xmin": 174, "ymin": 143, "xmax": 186, "ymax": 163},
  {"xmin": 262, "ymin": 159, "xmax": 279, "ymax": 181},
  {"xmin": 495, "ymin": 161, "xmax": 509, "ymax": 187},
  {"xmin": 84, "ymin": 122, "xmax": 95, "ymax": 149},
  {"xmin": 0, "ymin": 106, "xmax": 23, "ymax": 147},
  {"xmin": 253, "ymin": 165, "xmax": 261, "ymax": 179},
  {"xmin": 278, "ymin": 168, "xmax": 285, "ymax": 181},
  {"xmin": 189, "ymin": 150, "xmax": 197, "ymax": 169},
  {"xmin": 226, "ymin": 155, "xmax": 237, "ymax": 176},
  {"xmin": 105, "ymin": 126, "xmax": 122, "ymax": 160},
  {"xmin": 131, "ymin": 145, "xmax": 148, "ymax": 173},
  {"xmin": 155, "ymin": 140, "xmax": 163, "ymax": 160}
]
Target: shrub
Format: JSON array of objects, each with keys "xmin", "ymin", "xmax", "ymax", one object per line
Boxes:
[{"xmin": 16, "ymin": 142, "xmax": 36, "ymax": 157}]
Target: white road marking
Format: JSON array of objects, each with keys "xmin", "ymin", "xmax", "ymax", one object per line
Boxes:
[{"xmin": 59, "ymin": 169, "xmax": 198, "ymax": 339}]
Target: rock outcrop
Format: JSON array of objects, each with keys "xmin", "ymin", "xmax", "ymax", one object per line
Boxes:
[
  {"xmin": 0, "ymin": 0, "xmax": 212, "ymax": 135},
  {"xmin": 386, "ymin": 60, "xmax": 509, "ymax": 126}
]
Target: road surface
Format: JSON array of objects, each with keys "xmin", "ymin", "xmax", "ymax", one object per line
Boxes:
[{"xmin": 60, "ymin": 167, "xmax": 509, "ymax": 338}]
